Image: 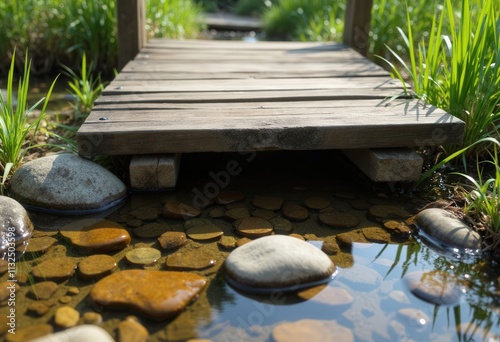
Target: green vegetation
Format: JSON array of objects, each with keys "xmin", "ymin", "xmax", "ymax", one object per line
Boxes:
[
  {"xmin": 262, "ymin": 0, "xmax": 344, "ymax": 41},
  {"xmin": 381, "ymin": 0, "xmax": 500, "ymax": 157},
  {"xmin": 0, "ymin": 51, "xmax": 57, "ymax": 192},
  {"xmin": 0, "ymin": 0, "xmax": 204, "ymax": 76}
]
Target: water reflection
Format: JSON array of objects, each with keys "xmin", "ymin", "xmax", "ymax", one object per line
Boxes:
[{"xmin": 197, "ymin": 241, "xmax": 500, "ymax": 341}]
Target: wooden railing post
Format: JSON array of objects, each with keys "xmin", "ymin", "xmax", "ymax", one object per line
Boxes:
[
  {"xmin": 117, "ymin": 0, "xmax": 146, "ymax": 71},
  {"xmin": 344, "ymin": 0, "xmax": 373, "ymax": 56}
]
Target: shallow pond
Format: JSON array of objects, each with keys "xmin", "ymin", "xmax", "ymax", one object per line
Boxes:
[{"xmin": 3, "ymin": 150, "xmax": 500, "ymax": 341}]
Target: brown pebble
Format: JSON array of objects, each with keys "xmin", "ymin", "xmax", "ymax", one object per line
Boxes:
[
  {"xmin": 27, "ymin": 301, "xmax": 52, "ymax": 316},
  {"xmin": 236, "ymin": 217, "xmax": 273, "ymax": 238},
  {"xmin": 236, "ymin": 237, "xmax": 252, "ymax": 247},
  {"xmin": 130, "ymin": 206, "xmax": 159, "ymax": 221},
  {"xmin": 273, "ymin": 319, "xmax": 354, "ymax": 342},
  {"xmin": 225, "ymin": 207, "xmax": 251, "ymax": 221},
  {"xmin": 383, "ymin": 219, "xmax": 412, "ymax": 237},
  {"xmin": 282, "ymin": 203, "xmax": 310, "ymax": 221},
  {"xmin": 82, "ymin": 311, "xmax": 103, "ymax": 324},
  {"xmin": 225, "ymin": 202, "xmax": 247, "ymax": 210},
  {"xmin": 90, "ymin": 270, "xmax": 207, "ymax": 320},
  {"xmin": 133, "ymin": 222, "xmax": 170, "ymax": 238},
  {"xmin": 318, "ymin": 212, "xmax": 360, "ymax": 228},
  {"xmin": 29, "ymin": 281, "xmax": 58, "ymax": 300},
  {"xmin": 368, "ymin": 205, "xmax": 412, "ymax": 221},
  {"xmin": 289, "ymin": 233, "xmax": 305, "ymax": 240},
  {"xmin": 157, "ymin": 231, "xmax": 187, "ymax": 251},
  {"xmin": 126, "ymin": 248, "xmax": 161, "ymax": 266},
  {"xmin": 218, "ymin": 236, "xmax": 237, "ymax": 250},
  {"xmin": 297, "ymin": 286, "xmax": 354, "ymax": 306},
  {"xmin": 59, "ymin": 295, "xmax": 73, "ymax": 304},
  {"xmin": 78, "ymin": 254, "xmax": 117, "ymax": 280},
  {"xmin": 270, "ymin": 217, "xmax": 293, "ymax": 234},
  {"xmin": 186, "ymin": 224, "xmax": 223, "ymax": 241},
  {"xmin": 25, "ymin": 236, "xmax": 57, "ymax": 253},
  {"xmin": 118, "ymin": 317, "xmax": 150, "ymax": 342},
  {"xmin": 5, "ymin": 324, "xmax": 53, "ymax": 342},
  {"xmin": 322, "ymin": 241, "xmax": 341, "ymax": 255},
  {"xmin": 304, "ymin": 196, "xmax": 331, "ymax": 210},
  {"xmin": 252, "ymin": 208, "xmax": 275, "ymax": 220},
  {"xmin": 336, "ymin": 230, "xmax": 370, "ymax": 246},
  {"xmin": 362, "ymin": 227, "xmax": 392, "ymax": 243},
  {"xmin": 54, "ymin": 306, "xmax": 80, "ymax": 328},
  {"xmin": 60, "ymin": 219, "xmax": 131, "ymax": 253},
  {"xmin": 162, "ymin": 200, "xmax": 201, "ymax": 219},
  {"xmin": 216, "ymin": 190, "xmax": 245, "ymax": 205},
  {"xmin": 208, "ymin": 207, "xmax": 225, "ymax": 218},
  {"xmin": 66, "ymin": 286, "xmax": 80, "ymax": 295},
  {"xmin": 32, "ymin": 257, "xmax": 76, "ymax": 282},
  {"xmin": 349, "ymin": 199, "xmax": 372, "ymax": 210},
  {"xmin": 252, "ymin": 196, "xmax": 284, "ymax": 211},
  {"xmin": 127, "ymin": 218, "xmax": 143, "ymax": 228},
  {"xmin": 166, "ymin": 250, "xmax": 216, "ymax": 270},
  {"xmin": 0, "ymin": 282, "xmax": 20, "ymax": 301}
]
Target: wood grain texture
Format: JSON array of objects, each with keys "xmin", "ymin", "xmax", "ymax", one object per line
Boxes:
[{"xmin": 77, "ymin": 39, "xmax": 464, "ymax": 157}]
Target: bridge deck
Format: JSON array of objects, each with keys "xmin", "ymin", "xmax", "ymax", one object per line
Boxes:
[{"xmin": 77, "ymin": 39, "xmax": 464, "ymax": 157}]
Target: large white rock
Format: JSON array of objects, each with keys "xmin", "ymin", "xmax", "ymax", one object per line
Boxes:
[
  {"xmin": 224, "ymin": 235, "xmax": 336, "ymax": 293},
  {"xmin": 414, "ymin": 208, "xmax": 481, "ymax": 251},
  {"xmin": 29, "ymin": 325, "xmax": 115, "ymax": 342},
  {"xmin": 9, "ymin": 154, "xmax": 127, "ymax": 212}
]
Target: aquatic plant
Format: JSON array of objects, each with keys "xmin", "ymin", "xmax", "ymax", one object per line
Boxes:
[
  {"xmin": 418, "ymin": 137, "xmax": 500, "ymax": 253},
  {"xmin": 0, "ymin": 51, "xmax": 57, "ymax": 185},
  {"xmin": 379, "ymin": 0, "xmax": 500, "ymax": 157}
]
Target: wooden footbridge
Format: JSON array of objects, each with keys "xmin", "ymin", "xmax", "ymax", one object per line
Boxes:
[{"xmin": 76, "ymin": 0, "xmax": 464, "ymax": 189}]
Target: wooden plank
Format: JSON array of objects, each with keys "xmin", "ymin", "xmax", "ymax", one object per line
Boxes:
[
  {"xmin": 77, "ymin": 99, "xmax": 465, "ymax": 156},
  {"xmin": 104, "ymin": 77, "xmax": 404, "ymax": 94},
  {"xmin": 130, "ymin": 154, "xmax": 181, "ymax": 190},
  {"xmin": 92, "ymin": 99, "xmax": 413, "ymax": 111},
  {"xmin": 95, "ymin": 89, "xmax": 407, "ymax": 104},
  {"xmin": 114, "ymin": 68, "xmax": 390, "ymax": 80}
]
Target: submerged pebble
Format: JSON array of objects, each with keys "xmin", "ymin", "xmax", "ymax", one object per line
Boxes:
[
  {"xmin": 236, "ymin": 217, "xmax": 274, "ymax": 238},
  {"xmin": 78, "ymin": 254, "xmax": 117, "ymax": 280},
  {"xmin": 90, "ymin": 270, "xmax": 207, "ymax": 320},
  {"xmin": 31, "ymin": 257, "xmax": 76, "ymax": 282},
  {"xmin": 60, "ymin": 218, "xmax": 131, "ymax": 253}
]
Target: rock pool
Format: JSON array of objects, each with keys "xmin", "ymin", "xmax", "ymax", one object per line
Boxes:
[{"xmin": 1, "ymin": 150, "xmax": 499, "ymax": 341}]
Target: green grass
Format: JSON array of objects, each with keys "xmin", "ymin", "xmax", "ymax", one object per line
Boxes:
[
  {"xmin": 263, "ymin": 0, "xmax": 345, "ymax": 41},
  {"xmin": 380, "ymin": 0, "xmax": 500, "ymax": 157},
  {"xmin": 0, "ymin": 0, "xmax": 204, "ymax": 76},
  {"xmin": 0, "ymin": 51, "xmax": 57, "ymax": 189}
]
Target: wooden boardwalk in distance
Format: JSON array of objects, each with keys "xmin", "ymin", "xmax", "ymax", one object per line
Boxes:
[{"xmin": 77, "ymin": 38, "xmax": 464, "ymax": 159}]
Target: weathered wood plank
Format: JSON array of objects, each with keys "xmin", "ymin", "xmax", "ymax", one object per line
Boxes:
[
  {"xmin": 203, "ymin": 13, "xmax": 262, "ymax": 31},
  {"xmin": 104, "ymin": 77, "xmax": 403, "ymax": 94},
  {"xmin": 95, "ymin": 89, "xmax": 407, "ymax": 104},
  {"xmin": 114, "ymin": 68, "xmax": 389, "ymax": 80},
  {"xmin": 344, "ymin": 0, "xmax": 373, "ymax": 56},
  {"xmin": 78, "ymin": 99, "xmax": 464, "ymax": 156},
  {"xmin": 117, "ymin": 0, "xmax": 146, "ymax": 70}
]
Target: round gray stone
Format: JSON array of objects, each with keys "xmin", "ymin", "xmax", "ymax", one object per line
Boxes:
[
  {"xmin": 414, "ymin": 208, "xmax": 481, "ymax": 251},
  {"xmin": 224, "ymin": 235, "xmax": 336, "ymax": 292},
  {"xmin": 9, "ymin": 154, "xmax": 127, "ymax": 212},
  {"xmin": 404, "ymin": 270, "xmax": 465, "ymax": 306},
  {"xmin": 0, "ymin": 195, "xmax": 34, "ymax": 259}
]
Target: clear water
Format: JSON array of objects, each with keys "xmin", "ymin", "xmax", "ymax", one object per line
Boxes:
[{"xmin": 12, "ymin": 151, "xmax": 500, "ymax": 341}]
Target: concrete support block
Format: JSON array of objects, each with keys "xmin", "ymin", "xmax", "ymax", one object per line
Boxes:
[
  {"xmin": 130, "ymin": 154, "xmax": 181, "ymax": 190},
  {"xmin": 342, "ymin": 148, "xmax": 423, "ymax": 182}
]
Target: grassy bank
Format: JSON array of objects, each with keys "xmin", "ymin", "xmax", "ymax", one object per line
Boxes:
[{"xmin": 0, "ymin": 0, "xmax": 204, "ymax": 77}]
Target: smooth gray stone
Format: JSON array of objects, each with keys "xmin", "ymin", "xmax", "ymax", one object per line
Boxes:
[
  {"xmin": 10, "ymin": 153, "xmax": 127, "ymax": 212},
  {"xmin": 414, "ymin": 208, "xmax": 481, "ymax": 251}
]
